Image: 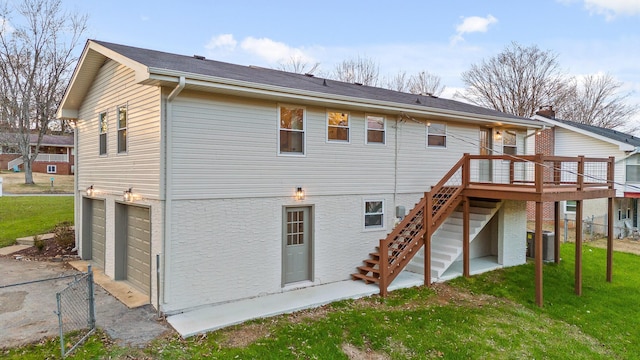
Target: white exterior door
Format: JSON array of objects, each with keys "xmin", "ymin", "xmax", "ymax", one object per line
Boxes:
[{"xmin": 283, "ymin": 207, "xmax": 312, "ymax": 284}]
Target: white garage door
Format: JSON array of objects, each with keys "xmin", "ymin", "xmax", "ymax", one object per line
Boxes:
[{"xmin": 125, "ymin": 205, "xmax": 151, "ymax": 296}]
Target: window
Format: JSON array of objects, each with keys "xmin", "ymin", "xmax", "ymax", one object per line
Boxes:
[
  {"xmin": 46, "ymin": 165, "xmax": 57, "ymax": 174},
  {"xmin": 99, "ymin": 112, "xmax": 107, "ymax": 155},
  {"xmin": 364, "ymin": 200, "xmax": 384, "ymax": 229},
  {"xmin": 626, "ymin": 156, "xmax": 640, "ymax": 182},
  {"xmin": 565, "ymin": 200, "xmax": 577, "ymax": 213},
  {"xmin": 279, "ymin": 105, "xmax": 305, "ymax": 155},
  {"xmin": 427, "ymin": 122, "xmax": 446, "ymax": 148},
  {"xmin": 503, "ymin": 131, "xmax": 517, "ymax": 155},
  {"xmin": 117, "ymin": 105, "xmax": 127, "ymax": 153},
  {"xmin": 366, "ymin": 115, "xmax": 385, "ymax": 144},
  {"xmin": 327, "ymin": 111, "xmax": 349, "ymax": 142}
]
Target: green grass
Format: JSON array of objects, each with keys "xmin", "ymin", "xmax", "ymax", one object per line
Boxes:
[
  {"xmin": 3, "ymin": 243, "xmax": 639, "ymax": 359},
  {"xmin": 0, "ymin": 196, "xmax": 74, "ymax": 247}
]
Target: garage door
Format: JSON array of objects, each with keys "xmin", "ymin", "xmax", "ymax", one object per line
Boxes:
[
  {"xmin": 125, "ymin": 205, "xmax": 151, "ymax": 296},
  {"xmin": 84, "ymin": 198, "xmax": 105, "ymax": 269}
]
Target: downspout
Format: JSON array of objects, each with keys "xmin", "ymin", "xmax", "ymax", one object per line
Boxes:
[
  {"xmin": 73, "ymin": 120, "xmax": 79, "ymax": 252},
  {"xmin": 162, "ymin": 76, "xmax": 185, "ymax": 312}
]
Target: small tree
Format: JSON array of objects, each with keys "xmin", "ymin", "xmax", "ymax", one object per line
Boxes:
[
  {"xmin": 382, "ymin": 71, "xmax": 409, "ymax": 92},
  {"xmin": 408, "ymin": 71, "xmax": 445, "ymax": 96},
  {"xmin": 459, "ymin": 42, "xmax": 573, "ymax": 117},
  {"xmin": 0, "ymin": 0, "xmax": 86, "ymax": 184},
  {"xmin": 558, "ymin": 73, "xmax": 639, "ymax": 131},
  {"xmin": 277, "ymin": 55, "xmax": 320, "ymax": 75},
  {"xmin": 331, "ymin": 55, "xmax": 380, "ymax": 86}
]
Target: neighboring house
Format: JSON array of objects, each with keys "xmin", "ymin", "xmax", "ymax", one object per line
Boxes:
[
  {"xmin": 533, "ymin": 109, "xmax": 640, "ymax": 237},
  {"xmin": 0, "ymin": 134, "xmax": 75, "ymax": 175},
  {"xmin": 57, "ymin": 40, "xmax": 614, "ymax": 317}
]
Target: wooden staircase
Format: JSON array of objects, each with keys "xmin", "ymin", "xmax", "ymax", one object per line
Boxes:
[{"xmin": 351, "ymin": 156, "xmax": 468, "ymax": 295}]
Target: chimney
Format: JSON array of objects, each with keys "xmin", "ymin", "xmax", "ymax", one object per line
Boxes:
[{"xmin": 536, "ymin": 105, "xmax": 555, "ymax": 119}]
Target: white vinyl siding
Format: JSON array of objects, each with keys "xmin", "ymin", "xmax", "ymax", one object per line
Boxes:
[
  {"xmin": 554, "ymin": 127, "xmax": 626, "ymax": 197},
  {"xmin": 76, "ymin": 60, "xmax": 162, "ymax": 199}
]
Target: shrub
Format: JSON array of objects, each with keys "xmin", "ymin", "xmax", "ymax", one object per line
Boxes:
[
  {"xmin": 33, "ymin": 234, "xmax": 45, "ymax": 252},
  {"xmin": 54, "ymin": 221, "xmax": 75, "ymax": 248}
]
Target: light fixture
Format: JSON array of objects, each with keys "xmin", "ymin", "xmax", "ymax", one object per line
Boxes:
[
  {"xmin": 123, "ymin": 188, "xmax": 133, "ymax": 202},
  {"xmin": 495, "ymin": 131, "xmax": 502, "ymax": 140},
  {"xmin": 86, "ymin": 185, "xmax": 94, "ymax": 197},
  {"xmin": 295, "ymin": 187, "xmax": 305, "ymax": 201}
]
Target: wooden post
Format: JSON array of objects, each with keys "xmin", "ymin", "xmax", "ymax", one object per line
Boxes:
[
  {"xmin": 535, "ymin": 201, "xmax": 544, "ymax": 307},
  {"xmin": 424, "ymin": 192, "xmax": 432, "ymax": 287},
  {"xmin": 575, "ymin": 200, "xmax": 583, "ymax": 296},
  {"xmin": 463, "ymin": 153, "xmax": 470, "ymax": 187},
  {"xmin": 463, "ymin": 196, "xmax": 470, "ymax": 277},
  {"xmin": 577, "ymin": 156, "xmax": 585, "ymax": 190},
  {"xmin": 535, "ymin": 154, "xmax": 543, "ymax": 194},
  {"xmin": 607, "ymin": 197, "xmax": 614, "ymax": 282},
  {"xmin": 554, "ymin": 201, "xmax": 560, "ymax": 264},
  {"xmin": 606, "ymin": 156, "xmax": 615, "ymax": 283},
  {"xmin": 379, "ymin": 238, "xmax": 388, "ymax": 297}
]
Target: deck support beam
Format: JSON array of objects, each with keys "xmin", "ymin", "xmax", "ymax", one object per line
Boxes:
[
  {"xmin": 463, "ymin": 196, "xmax": 470, "ymax": 277},
  {"xmin": 575, "ymin": 200, "xmax": 583, "ymax": 296},
  {"xmin": 607, "ymin": 197, "xmax": 614, "ymax": 282},
  {"xmin": 535, "ymin": 201, "xmax": 544, "ymax": 307},
  {"xmin": 554, "ymin": 201, "xmax": 560, "ymax": 264},
  {"xmin": 424, "ymin": 192, "xmax": 432, "ymax": 287}
]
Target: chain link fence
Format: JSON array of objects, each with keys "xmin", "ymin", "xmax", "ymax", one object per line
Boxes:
[
  {"xmin": 561, "ymin": 215, "xmax": 640, "ymax": 242},
  {"xmin": 56, "ymin": 265, "xmax": 95, "ymax": 358}
]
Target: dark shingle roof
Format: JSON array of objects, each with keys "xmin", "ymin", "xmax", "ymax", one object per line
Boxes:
[
  {"xmin": 549, "ymin": 117, "xmax": 640, "ymax": 147},
  {"xmin": 93, "ymin": 40, "xmax": 532, "ymax": 123},
  {"xmin": 31, "ymin": 134, "xmax": 74, "ymax": 147}
]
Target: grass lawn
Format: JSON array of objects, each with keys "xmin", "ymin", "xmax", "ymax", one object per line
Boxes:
[
  {"xmin": 3, "ymin": 243, "xmax": 639, "ymax": 359},
  {"xmin": 0, "ymin": 196, "xmax": 74, "ymax": 247}
]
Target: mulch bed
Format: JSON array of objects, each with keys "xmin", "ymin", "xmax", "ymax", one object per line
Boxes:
[{"xmin": 8, "ymin": 238, "xmax": 78, "ymax": 262}]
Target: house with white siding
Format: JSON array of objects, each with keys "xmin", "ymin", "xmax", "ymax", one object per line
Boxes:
[
  {"xmin": 534, "ymin": 110, "xmax": 640, "ymax": 237},
  {"xmin": 57, "ymin": 40, "xmax": 615, "ymax": 317}
]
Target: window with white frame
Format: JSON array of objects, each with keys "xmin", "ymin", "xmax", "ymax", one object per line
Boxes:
[
  {"xmin": 279, "ymin": 105, "xmax": 305, "ymax": 155},
  {"xmin": 626, "ymin": 156, "xmax": 640, "ymax": 182},
  {"xmin": 327, "ymin": 111, "xmax": 350, "ymax": 142},
  {"xmin": 99, "ymin": 112, "xmax": 107, "ymax": 155},
  {"xmin": 565, "ymin": 200, "xmax": 577, "ymax": 213},
  {"xmin": 47, "ymin": 165, "xmax": 57, "ymax": 174},
  {"xmin": 366, "ymin": 115, "xmax": 385, "ymax": 144},
  {"xmin": 364, "ymin": 200, "xmax": 384, "ymax": 229},
  {"xmin": 427, "ymin": 122, "xmax": 446, "ymax": 148},
  {"xmin": 502, "ymin": 131, "xmax": 517, "ymax": 155},
  {"xmin": 117, "ymin": 105, "xmax": 127, "ymax": 153}
]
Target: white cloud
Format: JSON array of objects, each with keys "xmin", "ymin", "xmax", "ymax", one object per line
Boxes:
[
  {"xmin": 451, "ymin": 15, "xmax": 498, "ymax": 45},
  {"xmin": 0, "ymin": 17, "xmax": 15, "ymax": 35},
  {"xmin": 240, "ymin": 36, "xmax": 314, "ymax": 64},
  {"xmin": 584, "ymin": 0, "xmax": 640, "ymax": 19},
  {"xmin": 206, "ymin": 34, "xmax": 238, "ymax": 53}
]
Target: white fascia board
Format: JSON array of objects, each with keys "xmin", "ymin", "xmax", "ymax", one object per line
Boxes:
[
  {"xmin": 148, "ymin": 68, "xmax": 541, "ymax": 128},
  {"xmin": 534, "ymin": 115, "xmax": 635, "ymax": 151}
]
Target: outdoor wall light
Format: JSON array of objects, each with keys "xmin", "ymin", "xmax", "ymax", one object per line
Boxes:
[
  {"xmin": 123, "ymin": 188, "xmax": 134, "ymax": 202},
  {"xmin": 86, "ymin": 185, "xmax": 94, "ymax": 197},
  {"xmin": 295, "ymin": 187, "xmax": 305, "ymax": 201},
  {"xmin": 495, "ymin": 131, "xmax": 502, "ymax": 140}
]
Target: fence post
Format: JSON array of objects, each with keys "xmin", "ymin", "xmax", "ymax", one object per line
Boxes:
[
  {"xmin": 87, "ymin": 264, "xmax": 95, "ymax": 330},
  {"xmin": 57, "ymin": 292, "xmax": 65, "ymax": 358},
  {"xmin": 564, "ymin": 214, "xmax": 569, "ymax": 243}
]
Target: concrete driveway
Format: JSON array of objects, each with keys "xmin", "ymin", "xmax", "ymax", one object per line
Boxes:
[{"xmin": 0, "ymin": 256, "xmax": 171, "ymax": 349}]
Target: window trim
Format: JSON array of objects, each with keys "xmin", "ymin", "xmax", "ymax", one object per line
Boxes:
[
  {"xmin": 364, "ymin": 199, "xmax": 385, "ymax": 231},
  {"xmin": 326, "ymin": 110, "xmax": 351, "ymax": 143},
  {"xmin": 426, "ymin": 122, "xmax": 447, "ymax": 149},
  {"xmin": 277, "ymin": 104, "xmax": 307, "ymax": 156},
  {"xmin": 98, "ymin": 111, "xmax": 108, "ymax": 156},
  {"xmin": 46, "ymin": 165, "xmax": 57, "ymax": 174},
  {"xmin": 117, "ymin": 104, "xmax": 128, "ymax": 154},
  {"xmin": 365, "ymin": 114, "xmax": 386, "ymax": 145}
]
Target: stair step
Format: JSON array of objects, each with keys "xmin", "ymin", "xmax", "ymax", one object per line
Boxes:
[
  {"xmin": 358, "ymin": 266, "xmax": 380, "ymax": 275},
  {"xmin": 364, "ymin": 259, "xmax": 378, "ymax": 267},
  {"xmin": 351, "ymin": 273, "xmax": 380, "ymax": 284}
]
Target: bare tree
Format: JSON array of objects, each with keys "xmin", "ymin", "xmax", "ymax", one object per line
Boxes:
[
  {"xmin": 558, "ymin": 73, "xmax": 639, "ymax": 131},
  {"xmin": 408, "ymin": 71, "xmax": 445, "ymax": 96},
  {"xmin": 382, "ymin": 71, "xmax": 409, "ymax": 92},
  {"xmin": 331, "ymin": 55, "xmax": 380, "ymax": 86},
  {"xmin": 277, "ymin": 55, "xmax": 320, "ymax": 75},
  {"xmin": 0, "ymin": 0, "xmax": 86, "ymax": 184},
  {"xmin": 458, "ymin": 42, "xmax": 573, "ymax": 117}
]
